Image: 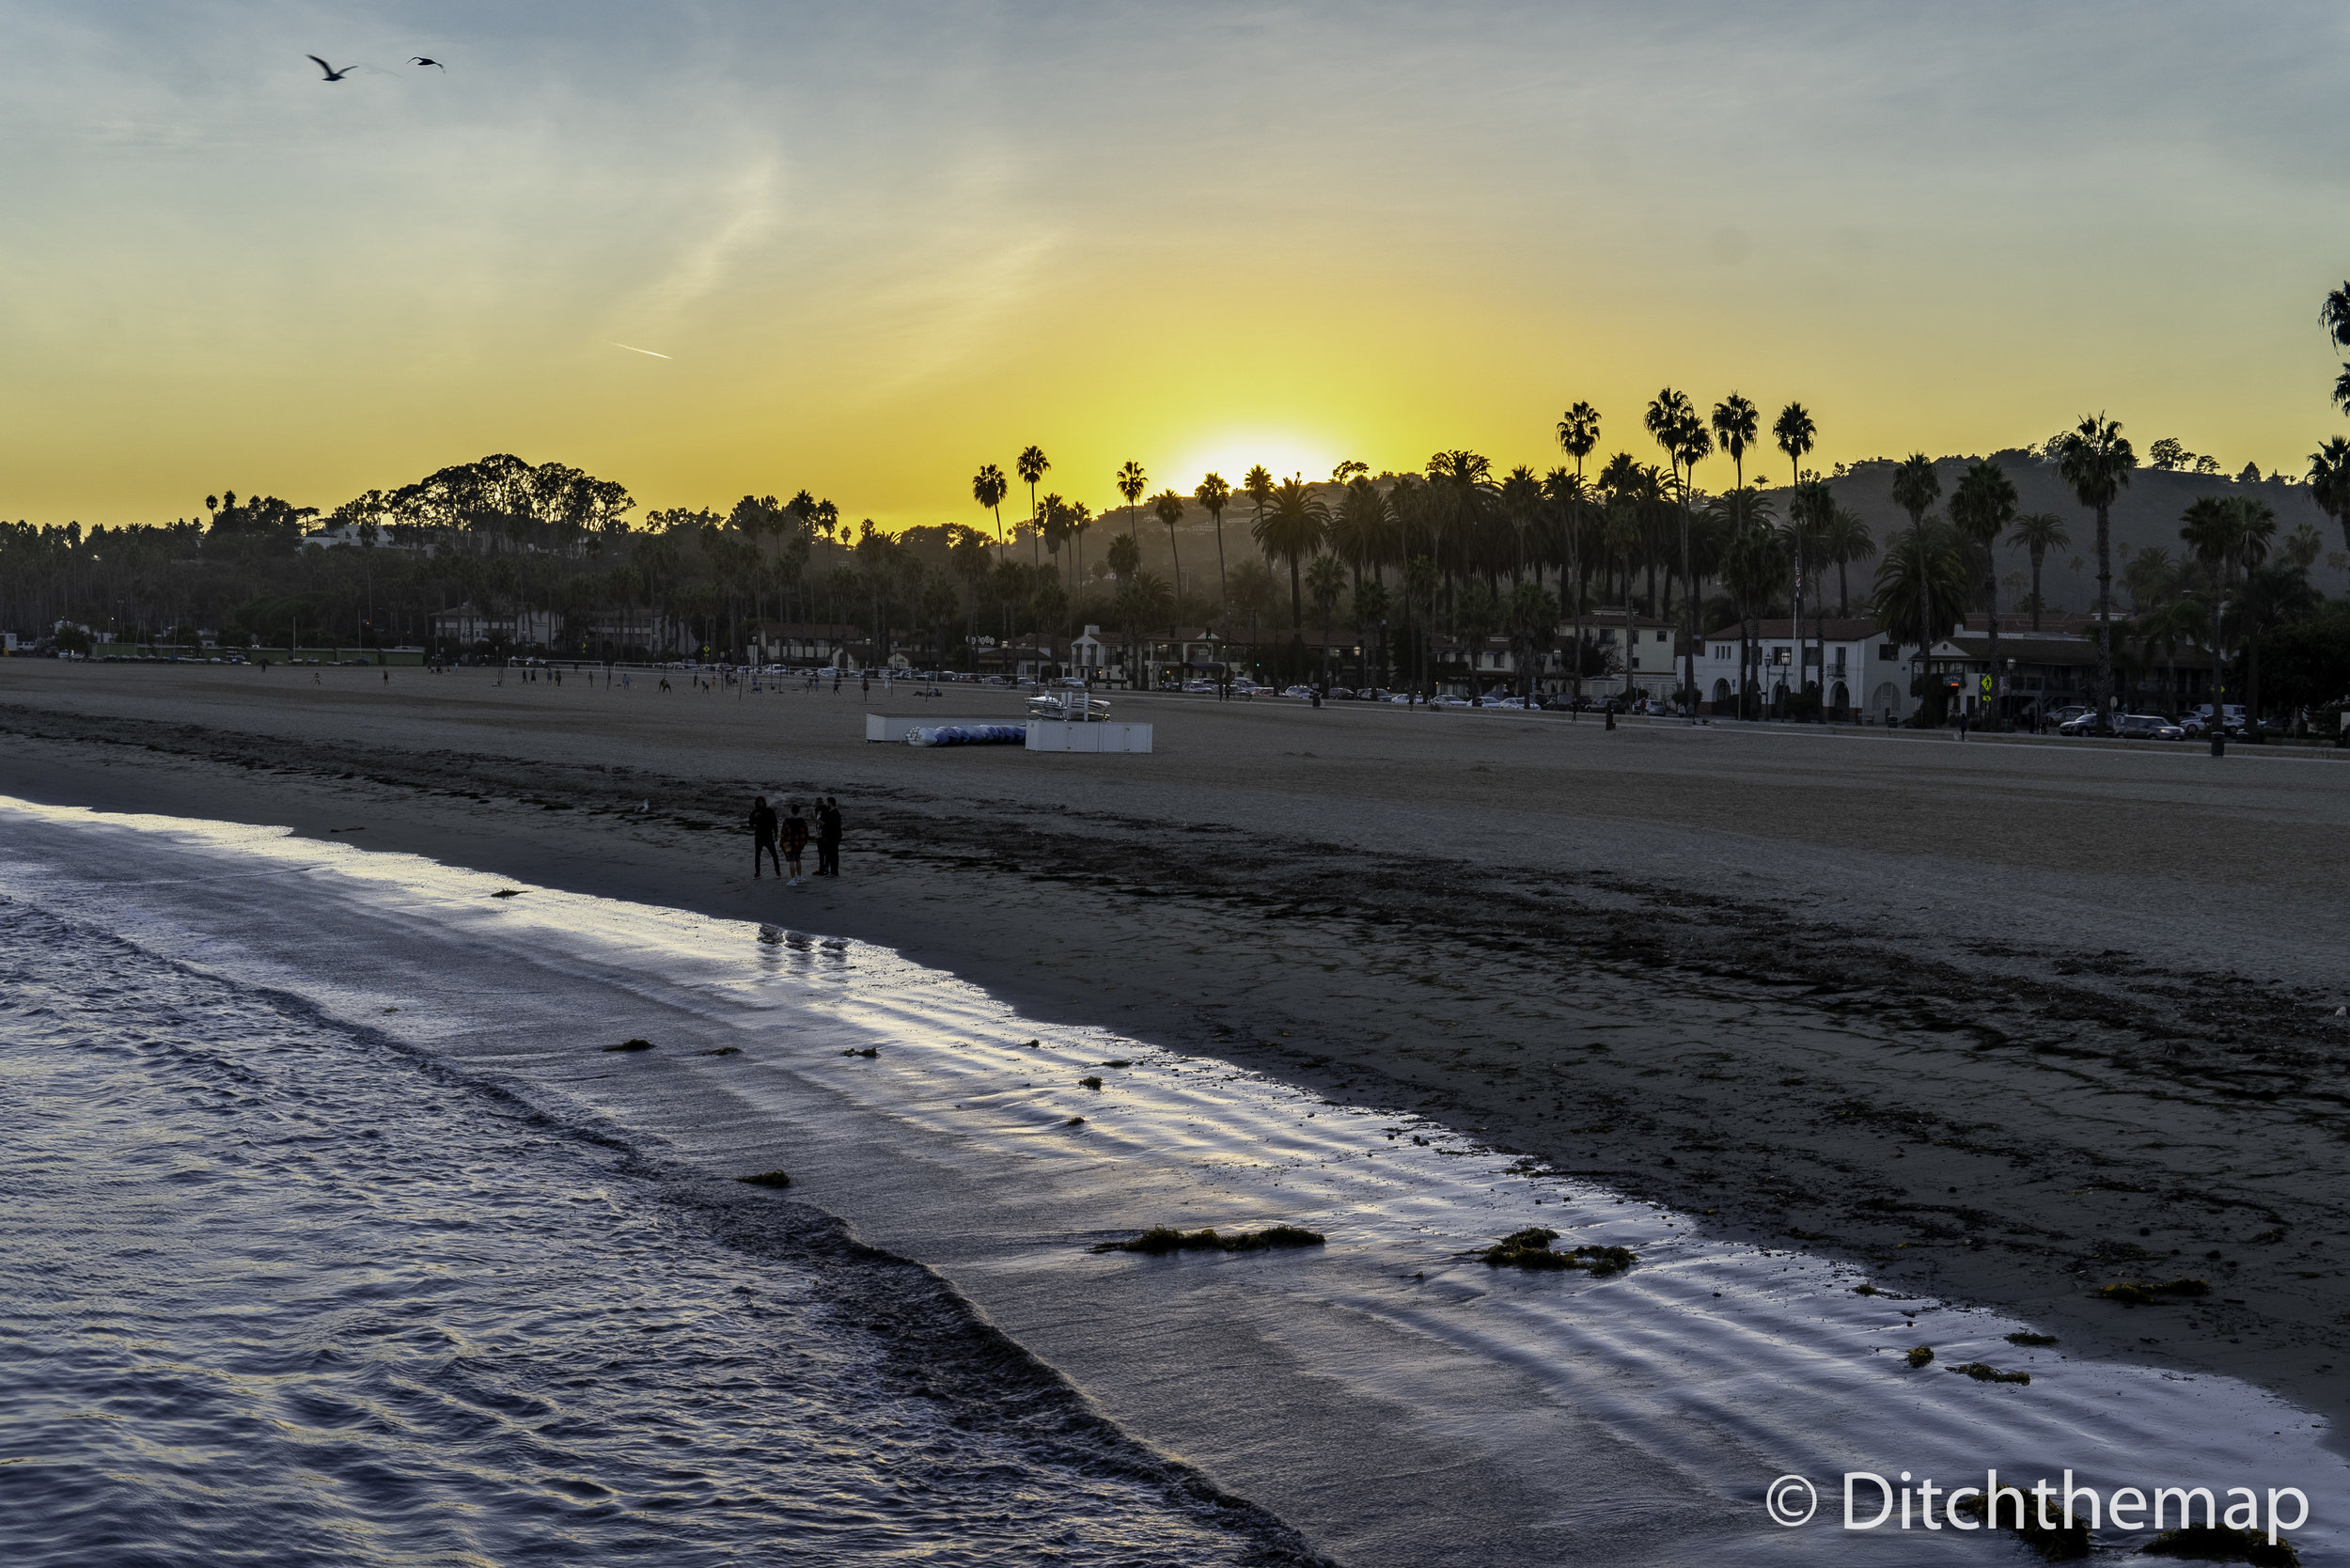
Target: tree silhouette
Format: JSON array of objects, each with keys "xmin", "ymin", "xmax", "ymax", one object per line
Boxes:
[
  {"xmin": 1890, "ymin": 453, "xmax": 1944, "ymax": 701},
  {"xmin": 1151, "ymin": 490, "xmax": 1187, "ymax": 598},
  {"xmin": 1773, "ymin": 401, "xmax": 1818, "ymax": 684},
  {"xmin": 2007, "ymin": 511, "xmax": 2067, "ymax": 631},
  {"xmin": 1252, "ymin": 477, "xmax": 1329, "ymax": 630},
  {"xmin": 1196, "ymin": 473, "xmax": 1233, "ymax": 618},
  {"xmin": 1948, "ymin": 459, "xmax": 2018, "ymax": 726},
  {"xmin": 1117, "ymin": 461, "xmax": 1147, "ymax": 539},
  {"xmin": 2055, "ymin": 415, "xmax": 2137, "ymax": 718},
  {"xmin": 1016, "ymin": 447, "xmax": 1049, "ymax": 565},
  {"xmin": 2309, "ymin": 436, "xmax": 2350, "ymax": 555},
  {"xmin": 971, "ymin": 464, "xmax": 1009, "ymax": 557}
]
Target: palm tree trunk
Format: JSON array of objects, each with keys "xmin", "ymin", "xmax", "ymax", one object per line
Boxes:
[
  {"xmin": 2094, "ymin": 504, "xmax": 2114, "ymax": 716},
  {"xmin": 2029, "ymin": 548, "xmax": 2044, "ymax": 632},
  {"xmin": 1983, "ymin": 556, "xmax": 2001, "ymax": 730},
  {"xmin": 1914, "ymin": 520, "xmax": 1933, "ymax": 725},
  {"xmin": 1213, "ymin": 512, "xmax": 1228, "ymax": 620}
]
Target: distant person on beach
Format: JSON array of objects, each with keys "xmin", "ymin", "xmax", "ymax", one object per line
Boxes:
[
  {"xmin": 782, "ymin": 802, "xmax": 809, "ymax": 884},
  {"xmin": 816, "ymin": 796, "xmax": 841, "ymax": 877},
  {"xmin": 749, "ymin": 795, "xmax": 780, "ymax": 878}
]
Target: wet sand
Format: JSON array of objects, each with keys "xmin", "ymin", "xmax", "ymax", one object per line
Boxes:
[{"xmin": 6, "ymin": 661, "xmax": 2348, "ymax": 1442}]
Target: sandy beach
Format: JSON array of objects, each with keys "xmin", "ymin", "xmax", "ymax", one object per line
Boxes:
[{"xmin": 7, "ymin": 660, "xmax": 2349, "ymax": 1446}]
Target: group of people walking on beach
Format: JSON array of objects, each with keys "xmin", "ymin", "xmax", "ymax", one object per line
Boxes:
[{"xmin": 748, "ymin": 794, "xmax": 840, "ymax": 886}]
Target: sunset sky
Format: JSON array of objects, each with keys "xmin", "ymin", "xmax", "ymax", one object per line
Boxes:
[{"xmin": 6, "ymin": 1, "xmax": 2348, "ymax": 530}]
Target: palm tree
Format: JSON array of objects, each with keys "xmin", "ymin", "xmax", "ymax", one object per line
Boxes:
[
  {"xmin": 2323, "ymin": 278, "xmax": 2350, "ymax": 394},
  {"xmin": 1649, "ymin": 390, "xmax": 1710, "ymax": 713},
  {"xmin": 2056, "ymin": 414, "xmax": 2137, "ymax": 720},
  {"xmin": 1818, "ymin": 504, "xmax": 1874, "ymax": 616},
  {"xmin": 1772, "ymin": 402, "xmax": 1817, "ymax": 680},
  {"xmin": 1305, "ymin": 555, "xmax": 1346, "ymax": 689},
  {"xmin": 1557, "ymin": 401, "xmax": 1601, "ymax": 482},
  {"xmin": 1872, "ymin": 517, "xmax": 1972, "ymax": 708},
  {"xmin": 2007, "ymin": 512, "xmax": 2069, "ymax": 632},
  {"xmin": 2324, "ymin": 280, "xmax": 2350, "ymax": 352},
  {"xmin": 1889, "ymin": 453, "xmax": 1943, "ymax": 698},
  {"xmin": 1786, "ymin": 479, "xmax": 1836, "ymax": 713},
  {"xmin": 2234, "ymin": 555, "xmax": 2312, "ymax": 740},
  {"xmin": 1116, "ymin": 461, "xmax": 1147, "ymax": 540},
  {"xmin": 1068, "ymin": 501, "xmax": 1093, "ymax": 599},
  {"xmin": 1711, "ymin": 395, "xmax": 1759, "ymax": 489},
  {"xmin": 2308, "ymin": 437, "xmax": 2350, "ymax": 555},
  {"xmin": 1948, "ymin": 459, "xmax": 2018, "ymax": 726},
  {"xmin": 1196, "ymin": 473, "xmax": 1234, "ymax": 617},
  {"xmin": 1542, "ymin": 467, "xmax": 1590, "ymax": 696},
  {"xmin": 1151, "ymin": 490, "xmax": 1187, "ymax": 598},
  {"xmin": 1016, "ymin": 447, "xmax": 1049, "ymax": 565},
  {"xmin": 971, "ymin": 464, "xmax": 1010, "ymax": 557},
  {"xmin": 2182, "ymin": 494, "xmax": 2276, "ymax": 742},
  {"xmin": 1252, "ymin": 477, "xmax": 1329, "ymax": 630}
]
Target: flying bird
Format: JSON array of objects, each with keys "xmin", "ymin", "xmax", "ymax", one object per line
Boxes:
[
  {"xmin": 411, "ymin": 56, "xmax": 444, "ymax": 70},
  {"xmin": 307, "ymin": 55, "xmax": 355, "ymax": 81}
]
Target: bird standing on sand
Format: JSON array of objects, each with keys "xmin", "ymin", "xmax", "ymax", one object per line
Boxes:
[
  {"xmin": 411, "ymin": 56, "xmax": 445, "ymax": 70},
  {"xmin": 306, "ymin": 55, "xmax": 356, "ymax": 81}
]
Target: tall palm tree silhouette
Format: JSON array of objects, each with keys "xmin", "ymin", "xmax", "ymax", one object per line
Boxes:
[
  {"xmin": 1949, "ymin": 459, "xmax": 2018, "ymax": 726},
  {"xmin": 1253, "ymin": 477, "xmax": 1329, "ymax": 630},
  {"xmin": 1016, "ymin": 447, "xmax": 1049, "ymax": 565},
  {"xmin": 1152, "ymin": 490, "xmax": 1187, "ymax": 598},
  {"xmin": 2056, "ymin": 415, "xmax": 2137, "ymax": 719},
  {"xmin": 1555, "ymin": 402, "xmax": 1602, "ymax": 679},
  {"xmin": 2006, "ymin": 512, "xmax": 2067, "ymax": 631},
  {"xmin": 1890, "ymin": 453, "xmax": 1943, "ymax": 707},
  {"xmin": 2307, "ymin": 436, "xmax": 2350, "ymax": 554},
  {"xmin": 971, "ymin": 464, "xmax": 1009, "ymax": 558},
  {"xmin": 1117, "ymin": 461, "xmax": 1147, "ymax": 540},
  {"xmin": 1772, "ymin": 402, "xmax": 1817, "ymax": 688},
  {"xmin": 1196, "ymin": 473, "xmax": 1233, "ymax": 619},
  {"xmin": 1648, "ymin": 389, "xmax": 1708, "ymax": 714}
]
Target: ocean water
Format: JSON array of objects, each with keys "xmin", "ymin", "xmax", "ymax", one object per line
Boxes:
[
  {"xmin": 2, "ymin": 796, "xmax": 2342, "ymax": 1565},
  {"xmin": 0, "ymin": 901, "xmax": 1311, "ymax": 1567}
]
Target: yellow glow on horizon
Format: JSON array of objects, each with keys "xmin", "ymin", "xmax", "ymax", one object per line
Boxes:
[{"xmin": 1159, "ymin": 434, "xmax": 1349, "ymax": 498}]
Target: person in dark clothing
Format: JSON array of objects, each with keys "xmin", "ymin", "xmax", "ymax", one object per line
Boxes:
[
  {"xmin": 815, "ymin": 796, "xmax": 842, "ymax": 877},
  {"xmin": 749, "ymin": 795, "xmax": 780, "ymax": 878},
  {"xmin": 782, "ymin": 802, "xmax": 810, "ymax": 885}
]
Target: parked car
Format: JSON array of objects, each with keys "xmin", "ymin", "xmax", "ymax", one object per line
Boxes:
[
  {"xmin": 2115, "ymin": 713, "xmax": 2186, "ymax": 741},
  {"xmin": 2178, "ymin": 707, "xmax": 2246, "ymax": 738},
  {"xmin": 2058, "ymin": 711, "xmax": 2115, "ymax": 736}
]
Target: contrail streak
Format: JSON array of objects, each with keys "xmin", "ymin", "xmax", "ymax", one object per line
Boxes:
[{"xmin": 609, "ymin": 342, "xmax": 671, "ymax": 359}]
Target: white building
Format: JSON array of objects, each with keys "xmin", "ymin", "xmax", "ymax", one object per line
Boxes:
[{"xmin": 1684, "ymin": 619, "xmax": 1921, "ymax": 721}]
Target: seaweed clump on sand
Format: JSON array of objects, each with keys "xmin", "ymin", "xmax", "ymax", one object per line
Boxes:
[
  {"xmin": 1905, "ymin": 1345, "xmax": 1935, "ymax": 1368},
  {"xmin": 1091, "ymin": 1225, "xmax": 1326, "ymax": 1256},
  {"xmin": 2142, "ymin": 1525, "xmax": 2300, "ymax": 1565},
  {"xmin": 839, "ymin": 1047, "xmax": 879, "ymax": 1058},
  {"xmin": 1479, "ymin": 1228, "xmax": 1637, "ymax": 1277},
  {"xmin": 1951, "ymin": 1487, "xmax": 2090, "ymax": 1560},
  {"xmin": 2096, "ymin": 1278, "xmax": 2209, "ymax": 1306},
  {"xmin": 1947, "ymin": 1361, "xmax": 2030, "ymax": 1385},
  {"xmin": 2007, "ymin": 1331, "xmax": 2060, "ymax": 1347},
  {"xmin": 734, "ymin": 1170, "xmax": 792, "ymax": 1188},
  {"xmin": 1079, "ymin": 1075, "xmax": 1104, "ymax": 1090},
  {"xmin": 603, "ymin": 1038, "xmax": 654, "ymax": 1053}
]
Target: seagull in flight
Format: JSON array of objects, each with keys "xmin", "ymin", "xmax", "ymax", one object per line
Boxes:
[
  {"xmin": 307, "ymin": 55, "xmax": 355, "ymax": 81},
  {"xmin": 411, "ymin": 56, "xmax": 445, "ymax": 70}
]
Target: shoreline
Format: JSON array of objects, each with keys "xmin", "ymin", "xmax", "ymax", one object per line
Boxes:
[{"xmin": 5, "ymin": 662, "xmax": 2347, "ymax": 1450}]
